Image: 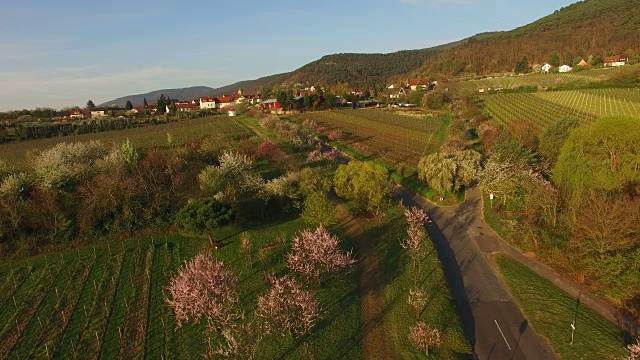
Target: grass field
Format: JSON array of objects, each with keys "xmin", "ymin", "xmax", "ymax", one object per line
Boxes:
[
  {"xmin": 0, "ymin": 116, "xmax": 253, "ymax": 169},
  {"xmin": 495, "ymin": 256, "xmax": 630, "ymax": 360},
  {"xmin": 369, "ymin": 206, "xmax": 471, "ymax": 359},
  {"xmin": 0, "ymin": 217, "xmax": 365, "ymax": 359}
]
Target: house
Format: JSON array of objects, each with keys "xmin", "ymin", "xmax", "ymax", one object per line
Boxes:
[
  {"xmin": 167, "ymin": 101, "xmax": 200, "ymax": 113},
  {"xmin": 91, "ymin": 110, "xmax": 106, "ymax": 118},
  {"xmin": 577, "ymin": 59, "xmax": 588, "ymax": 67},
  {"xmin": 69, "ymin": 109, "xmax": 85, "ymax": 119},
  {"xmin": 217, "ymin": 95, "xmax": 238, "ymax": 109},
  {"xmin": 387, "ymin": 84, "xmax": 396, "ymax": 89},
  {"xmin": 260, "ymin": 99, "xmax": 281, "ymax": 110},
  {"xmin": 389, "ymin": 87, "xmax": 406, "ymax": 99},
  {"xmin": 541, "ymin": 63, "xmax": 552, "ymax": 73},
  {"xmin": 604, "ymin": 55, "xmax": 628, "ymax": 67},
  {"xmin": 199, "ymin": 97, "xmax": 219, "ymax": 110},
  {"xmin": 408, "ymin": 78, "xmax": 429, "ymax": 90},
  {"xmin": 558, "ymin": 65, "xmax": 573, "ymax": 73}
]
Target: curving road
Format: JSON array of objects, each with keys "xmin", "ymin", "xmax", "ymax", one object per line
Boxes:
[{"xmin": 394, "ymin": 185, "xmax": 555, "ymax": 360}]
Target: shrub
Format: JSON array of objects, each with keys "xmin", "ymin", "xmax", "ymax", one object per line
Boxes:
[
  {"xmin": 301, "ymin": 192, "xmax": 337, "ymax": 226},
  {"xmin": 334, "ymin": 161, "xmax": 390, "ymax": 214},
  {"xmin": 174, "ymin": 199, "xmax": 235, "ymax": 235}
]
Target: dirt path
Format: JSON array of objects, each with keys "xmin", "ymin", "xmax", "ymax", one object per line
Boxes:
[{"xmin": 337, "ymin": 205, "xmax": 391, "ymax": 360}]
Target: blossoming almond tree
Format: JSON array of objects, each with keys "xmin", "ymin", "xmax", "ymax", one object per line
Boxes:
[
  {"xmin": 286, "ymin": 226, "xmax": 355, "ymax": 285},
  {"xmin": 165, "ymin": 253, "xmax": 239, "ymax": 332},
  {"xmin": 400, "ymin": 206, "xmax": 429, "ymax": 273},
  {"xmin": 628, "ymin": 337, "xmax": 640, "ymax": 360},
  {"xmin": 256, "ymin": 274, "xmax": 320, "ymax": 337},
  {"xmin": 409, "ymin": 322, "xmax": 442, "ymax": 357}
]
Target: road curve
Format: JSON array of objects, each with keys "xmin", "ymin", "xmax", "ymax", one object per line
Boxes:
[{"xmin": 394, "ymin": 186, "xmax": 555, "ymax": 360}]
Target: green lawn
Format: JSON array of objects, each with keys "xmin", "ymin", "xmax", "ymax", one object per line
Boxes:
[
  {"xmin": 495, "ymin": 255, "xmax": 631, "ymax": 360},
  {"xmin": 366, "ymin": 205, "xmax": 471, "ymax": 359}
]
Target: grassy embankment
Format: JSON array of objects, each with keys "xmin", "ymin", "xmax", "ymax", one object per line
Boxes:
[{"xmin": 496, "ymin": 255, "xmax": 631, "ymax": 360}]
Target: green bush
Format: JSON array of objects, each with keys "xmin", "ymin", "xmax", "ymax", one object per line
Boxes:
[{"xmin": 174, "ymin": 199, "xmax": 235, "ymax": 235}]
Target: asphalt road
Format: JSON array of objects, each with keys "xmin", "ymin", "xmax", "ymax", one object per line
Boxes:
[
  {"xmin": 394, "ymin": 186, "xmax": 555, "ymax": 360},
  {"xmin": 320, "ymin": 140, "xmax": 555, "ymax": 359}
]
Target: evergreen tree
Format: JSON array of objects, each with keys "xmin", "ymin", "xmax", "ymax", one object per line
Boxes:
[
  {"xmin": 550, "ymin": 52, "xmax": 560, "ymax": 67},
  {"xmin": 156, "ymin": 94, "xmax": 166, "ymax": 114},
  {"xmin": 125, "ymin": 100, "xmax": 133, "ymax": 110},
  {"xmin": 86, "ymin": 100, "xmax": 96, "ymax": 110},
  {"xmin": 514, "ymin": 57, "xmax": 530, "ymax": 74},
  {"xmin": 143, "ymin": 98, "xmax": 149, "ymax": 108}
]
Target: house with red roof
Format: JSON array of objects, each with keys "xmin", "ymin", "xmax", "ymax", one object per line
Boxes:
[
  {"xmin": 69, "ymin": 109, "xmax": 85, "ymax": 119},
  {"xmin": 408, "ymin": 78, "xmax": 429, "ymax": 90},
  {"xmin": 260, "ymin": 99, "xmax": 281, "ymax": 110},
  {"xmin": 604, "ymin": 55, "xmax": 628, "ymax": 67}
]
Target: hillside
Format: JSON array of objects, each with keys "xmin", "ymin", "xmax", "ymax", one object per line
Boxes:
[
  {"xmin": 99, "ymin": 73, "xmax": 289, "ymax": 107},
  {"xmin": 416, "ymin": 0, "xmax": 640, "ymax": 75},
  {"xmin": 281, "ymin": 35, "xmax": 499, "ymax": 87}
]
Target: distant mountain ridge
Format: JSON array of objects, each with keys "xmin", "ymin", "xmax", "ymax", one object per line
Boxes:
[{"xmin": 99, "ymin": 73, "xmax": 289, "ymax": 108}]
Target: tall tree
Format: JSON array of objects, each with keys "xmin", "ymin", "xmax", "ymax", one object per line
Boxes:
[
  {"xmin": 143, "ymin": 98, "xmax": 149, "ymax": 108},
  {"xmin": 125, "ymin": 100, "xmax": 133, "ymax": 110},
  {"xmin": 86, "ymin": 100, "xmax": 95, "ymax": 110},
  {"xmin": 156, "ymin": 94, "xmax": 166, "ymax": 114},
  {"xmin": 550, "ymin": 52, "xmax": 560, "ymax": 67}
]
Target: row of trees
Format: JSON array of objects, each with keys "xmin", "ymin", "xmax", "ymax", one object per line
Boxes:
[{"xmin": 165, "ymin": 224, "xmax": 355, "ymax": 358}]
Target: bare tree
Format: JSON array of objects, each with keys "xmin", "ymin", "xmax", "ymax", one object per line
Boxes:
[
  {"xmin": 165, "ymin": 253, "xmax": 239, "ymax": 332},
  {"xmin": 212, "ymin": 318, "xmax": 263, "ymax": 359},
  {"xmin": 286, "ymin": 226, "xmax": 355, "ymax": 285},
  {"xmin": 409, "ymin": 322, "xmax": 442, "ymax": 357},
  {"xmin": 400, "ymin": 206, "xmax": 429, "ymax": 272},
  {"xmin": 572, "ymin": 194, "xmax": 640, "ymax": 260},
  {"xmin": 256, "ymin": 274, "xmax": 320, "ymax": 337}
]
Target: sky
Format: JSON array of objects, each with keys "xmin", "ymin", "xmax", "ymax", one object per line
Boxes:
[{"xmin": 0, "ymin": 0, "xmax": 577, "ymax": 111}]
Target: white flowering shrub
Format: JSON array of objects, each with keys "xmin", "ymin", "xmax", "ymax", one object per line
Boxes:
[
  {"xmin": 0, "ymin": 173, "xmax": 33, "ymax": 198},
  {"xmin": 33, "ymin": 141, "xmax": 107, "ymax": 190},
  {"xmin": 199, "ymin": 151, "xmax": 264, "ymax": 203}
]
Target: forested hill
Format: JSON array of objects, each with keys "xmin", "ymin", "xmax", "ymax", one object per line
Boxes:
[
  {"xmin": 416, "ymin": 0, "xmax": 640, "ymax": 75},
  {"xmin": 281, "ymin": 35, "xmax": 498, "ymax": 87}
]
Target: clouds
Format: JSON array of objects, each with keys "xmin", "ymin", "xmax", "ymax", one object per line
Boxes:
[{"xmin": 0, "ymin": 66, "xmax": 226, "ymax": 110}]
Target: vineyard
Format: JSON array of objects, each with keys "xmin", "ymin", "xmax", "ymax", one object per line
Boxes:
[
  {"xmin": 295, "ymin": 110, "xmax": 449, "ymax": 167},
  {"xmin": 0, "ymin": 116, "xmax": 253, "ymax": 169},
  {"xmin": 481, "ymin": 88, "xmax": 640, "ymax": 129},
  {"xmin": 0, "ymin": 217, "xmax": 367, "ymax": 359},
  {"xmin": 456, "ymin": 67, "xmax": 617, "ymax": 92}
]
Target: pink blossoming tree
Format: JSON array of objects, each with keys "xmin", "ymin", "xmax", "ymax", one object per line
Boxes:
[
  {"xmin": 165, "ymin": 252, "xmax": 239, "ymax": 332},
  {"xmin": 286, "ymin": 226, "xmax": 355, "ymax": 285},
  {"xmin": 256, "ymin": 274, "xmax": 320, "ymax": 337},
  {"xmin": 409, "ymin": 322, "xmax": 442, "ymax": 357}
]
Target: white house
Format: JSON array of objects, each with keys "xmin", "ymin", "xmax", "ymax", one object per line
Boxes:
[
  {"xmin": 541, "ymin": 63, "xmax": 552, "ymax": 73},
  {"xmin": 387, "ymin": 84, "xmax": 396, "ymax": 89},
  {"xmin": 389, "ymin": 88, "xmax": 406, "ymax": 99},
  {"xmin": 91, "ymin": 110, "xmax": 106, "ymax": 118},
  {"xmin": 604, "ymin": 55, "xmax": 627, "ymax": 67},
  {"xmin": 199, "ymin": 97, "xmax": 218, "ymax": 110},
  {"xmin": 558, "ymin": 65, "xmax": 573, "ymax": 73}
]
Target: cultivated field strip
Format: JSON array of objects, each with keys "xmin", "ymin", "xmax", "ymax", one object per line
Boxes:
[
  {"xmin": 534, "ymin": 89, "xmax": 640, "ymax": 118},
  {"xmin": 297, "ymin": 110, "xmax": 447, "ymax": 167},
  {"xmin": 0, "ymin": 116, "xmax": 254, "ymax": 170},
  {"xmin": 0, "ymin": 237, "xmax": 204, "ymax": 359}
]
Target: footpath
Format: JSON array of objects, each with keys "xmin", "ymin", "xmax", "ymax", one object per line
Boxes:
[{"xmin": 463, "ymin": 187, "xmax": 640, "ymax": 338}]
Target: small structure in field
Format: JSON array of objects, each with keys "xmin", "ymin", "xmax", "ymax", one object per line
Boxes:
[{"xmin": 558, "ymin": 65, "xmax": 573, "ymax": 73}]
